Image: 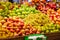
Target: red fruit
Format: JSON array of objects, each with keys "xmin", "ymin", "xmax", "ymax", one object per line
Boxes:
[
  {"xmin": 22, "ymin": 33, "xmax": 25, "ymax": 36},
  {"xmin": 30, "ymin": 30, "xmax": 33, "ymax": 34},
  {"xmin": 8, "ymin": 23, "xmax": 13, "ymax": 27},
  {"xmin": 20, "ymin": 29, "xmax": 25, "ymax": 33},
  {"xmin": 19, "ymin": 19, "xmax": 24, "ymax": 23},
  {"xmin": 1, "ymin": 20, "xmax": 6, "ymax": 24},
  {"xmin": 26, "ymin": 32, "xmax": 30, "ymax": 35},
  {"xmin": 32, "ymin": 28, "xmax": 36, "ymax": 32},
  {"xmin": 18, "ymin": 32, "xmax": 22, "ymax": 35},
  {"xmin": 17, "ymin": 22, "xmax": 20, "ymax": 26},
  {"xmin": 20, "ymin": 22, "xmax": 24, "ymax": 26},
  {"xmin": 56, "ymin": 15, "xmax": 60, "ymax": 19},
  {"xmin": 15, "ymin": 19, "xmax": 19, "ymax": 22},
  {"xmin": 26, "ymin": 26, "xmax": 30, "ymax": 29},
  {"xmin": 38, "ymin": 7, "xmax": 41, "ymax": 9},
  {"xmin": 25, "ymin": 29, "xmax": 29, "ymax": 32},
  {"xmin": 36, "ymin": 31, "xmax": 40, "ymax": 34},
  {"xmin": 19, "ymin": 27, "xmax": 22, "ymax": 29},
  {"xmin": 10, "ymin": 29, "xmax": 15, "ymax": 32},
  {"xmin": 6, "ymin": 27, "xmax": 11, "ymax": 30},
  {"xmin": 49, "ymin": 15, "xmax": 54, "ymax": 20},
  {"xmin": 16, "ymin": 28, "xmax": 20, "ymax": 32},
  {"xmin": 13, "ymin": 22, "xmax": 17, "ymax": 26},
  {"xmin": 14, "ymin": 34, "xmax": 19, "ymax": 36}
]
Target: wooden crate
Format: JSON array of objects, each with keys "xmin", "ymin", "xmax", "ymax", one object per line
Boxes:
[
  {"xmin": 45, "ymin": 32, "xmax": 60, "ymax": 40},
  {"xmin": 0, "ymin": 32, "xmax": 60, "ymax": 40}
]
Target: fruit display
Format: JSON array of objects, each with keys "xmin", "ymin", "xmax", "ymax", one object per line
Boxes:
[
  {"xmin": 8, "ymin": 4, "xmax": 40, "ymax": 19},
  {"xmin": 0, "ymin": 16, "xmax": 24, "ymax": 38},
  {"xmin": 35, "ymin": 1, "xmax": 56, "ymax": 14},
  {"xmin": 47, "ymin": 9, "xmax": 60, "ymax": 24},
  {"xmin": 0, "ymin": 2, "xmax": 14, "ymax": 17},
  {"xmin": 0, "ymin": 1, "xmax": 60, "ymax": 39},
  {"xmin": 57, "ymin": 9, "xmax": 60, "ymax": 14},
  {"xmin": 24, "ymin": 13, "xmax": 60, "ymax": 33},
  {"xmin": 0, "ymin": 16, "xmax": 40, "ymax": 38},
  {"xmin": 24, "ymin": 12, "xmax": 51, "ymax": 26},
  {"xmin": 0, "ymin": 2, "xmax": 19, "ymax": 17}
]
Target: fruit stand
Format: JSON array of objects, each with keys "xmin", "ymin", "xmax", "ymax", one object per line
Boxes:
[{"xmin": 0, "ymin": 0, "xmax": 60, "ymax": 40}]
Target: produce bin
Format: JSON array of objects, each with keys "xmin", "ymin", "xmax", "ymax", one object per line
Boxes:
[{"xmin": 0, "ymin": 32, "xmax": 60, "ymax": 40}]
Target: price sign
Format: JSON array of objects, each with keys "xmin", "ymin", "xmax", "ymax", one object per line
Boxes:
[{"xmin": 24, "ymin": 34, "xmax": 47, "ymax": 40}]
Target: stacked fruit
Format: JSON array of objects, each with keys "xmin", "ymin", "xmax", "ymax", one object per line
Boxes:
[
  {"xmin": 0, "ymin": 2, "xmax": 19, "ymax": 17},
  {"xmin": 0, "ymin": 16, "xmax": 40, "ymax": 38},
  {"xmin": 0, "ymin": 2, "xmax": 60, "ymax": 39},
  {"xmin": 8, "ymin": 4, "xmax": 40, "ymax": 19},
  {"xmin": 0, "ymin": 16, "xmax": 24, "ymax": 38},
  {"xmin": 47, "ymin": 9, "xmax": 60, "ymax": 24},
  {"xmin": 0, "ymin": 2, "xmax": 12, "ymax": 17},
  {"xmin": 36, "ymin": 2, "xmax": 56, "ymax": 14},
  {"xmin": 24, "ymin": 12, "xmax": 60, "ymax": 33},
  {"xmin": 47, "ymin": 9, "xmax": 57, "ymax": 21},
  {"xmin": 24, "ymin": 12, "xmax": 51, "ymax": 26},
  {"xmin": 55, "ymin": 9, "xmax": 60, "ymax": 24},
  {"xmin": 57, "ymin": 9, "xmax": 60, "ymax": 14}
]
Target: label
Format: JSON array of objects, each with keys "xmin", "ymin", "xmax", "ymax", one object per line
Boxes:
[{"xmin": 24, "ymin": 34, "xmax": 47, "ymax": 40}]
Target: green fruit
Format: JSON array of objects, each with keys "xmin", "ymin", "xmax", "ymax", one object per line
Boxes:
[{"xmin": 46, "ymin": 30, "xmax": 49, "ymax": 33}]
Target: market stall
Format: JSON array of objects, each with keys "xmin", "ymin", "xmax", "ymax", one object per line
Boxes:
[{"xmin": 0, "ymin": 0, "xmax": 60, "ymax": 40}]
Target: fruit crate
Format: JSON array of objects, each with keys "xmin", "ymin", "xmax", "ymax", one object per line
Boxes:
[{"xmin": 0, "ymin": 32, "xmax": 60, "ymax": 40}]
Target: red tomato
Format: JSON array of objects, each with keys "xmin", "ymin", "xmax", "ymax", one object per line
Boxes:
[{"xmin": 56, "ymin": 15, "xmax": 60, "ymax": 19}]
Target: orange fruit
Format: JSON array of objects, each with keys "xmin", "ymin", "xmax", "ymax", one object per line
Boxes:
[{"xmin": 57, "ymin": 9, "xmax": 60, "ymax": 14}]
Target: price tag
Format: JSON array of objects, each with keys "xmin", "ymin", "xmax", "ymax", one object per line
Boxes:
[{"xmin": 24, "ymin": 34, "xmax": 47, "ymax": 40}]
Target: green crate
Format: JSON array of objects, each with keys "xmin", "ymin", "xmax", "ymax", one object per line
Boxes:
[{"xmin": 24, "ymin": 34, "xmax": 47, "ymax": 40}]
